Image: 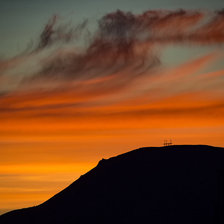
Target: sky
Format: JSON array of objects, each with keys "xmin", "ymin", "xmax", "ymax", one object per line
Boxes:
[{"xmin": 0, "ymin": 0, "xmax": 224, "ymax": 215}]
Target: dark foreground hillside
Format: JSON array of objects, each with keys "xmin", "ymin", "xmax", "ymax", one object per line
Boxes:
[{"xmin": 1, "ymin": 145, "xmax": 224, "ymax": 224}]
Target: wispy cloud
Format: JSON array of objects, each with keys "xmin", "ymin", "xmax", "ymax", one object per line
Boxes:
[{"xmin": 0, "ymin": 9, "xmax": 224, "ymax": 118}]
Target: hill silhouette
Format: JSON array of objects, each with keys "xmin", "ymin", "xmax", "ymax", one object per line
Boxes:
[{"xmin": 1, "ymin": 145, "xmax": 224, "ymax": 224}]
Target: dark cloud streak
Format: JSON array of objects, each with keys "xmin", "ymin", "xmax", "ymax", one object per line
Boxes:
[
  {"xmin": 32, "ymin": 9, "xmax": 224, "ymax": 83},
  {"xmin": 0, "ymin": 9, "xmax": 224, "ymax": 116}
]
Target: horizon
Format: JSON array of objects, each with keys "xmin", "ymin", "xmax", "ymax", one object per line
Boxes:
[
  {"xmin": 1, "ymin": 144, "xmax": 224, "ymax": 217},
  {"xmin": 1, "ymin": 0, "xmax": 224, "ymax": 215},
  {"xmin": 1, "ymin": 143, "xmax": 224, "ymax": 215}
]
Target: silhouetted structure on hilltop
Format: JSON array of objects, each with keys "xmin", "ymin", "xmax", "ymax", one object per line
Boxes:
[{"xmin": 164, "ymin": 139, "xmax": 172, "ymax": 146}]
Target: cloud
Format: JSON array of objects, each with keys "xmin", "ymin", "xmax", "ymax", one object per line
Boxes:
[
  {"xmin": 0, "ymin": 9, "xmax": 224, "ymax": 119},
  {"xmin": 21, "ymin": 10, "xmax": 224, "ymax": 85}
]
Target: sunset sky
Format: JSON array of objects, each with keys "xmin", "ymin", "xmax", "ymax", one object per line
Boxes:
[{"xmin": 0, "ymin": 0, "xmax": 224, "ymax": 215}]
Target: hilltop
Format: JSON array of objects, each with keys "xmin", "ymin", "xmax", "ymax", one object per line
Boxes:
[{"xmin": 1, "ymin": 145, "xmax": 224, "ymax": 224}]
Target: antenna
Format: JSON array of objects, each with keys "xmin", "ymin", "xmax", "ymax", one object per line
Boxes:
[{"xmin": 164, "ymin": 139, "xmax": 173, "ymax": 147}]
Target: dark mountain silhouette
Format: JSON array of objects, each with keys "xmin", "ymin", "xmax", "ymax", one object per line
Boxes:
[{"xmin": 1, "ymin": 145, "xmax": 224, "ymax": 224}]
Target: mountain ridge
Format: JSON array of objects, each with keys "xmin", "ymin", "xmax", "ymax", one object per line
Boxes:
[{"xmin": 1, "ymin": 144, "xmax": 224, "ymax": 224}]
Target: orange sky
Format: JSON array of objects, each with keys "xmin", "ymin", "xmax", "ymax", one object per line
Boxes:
[
  {"xmin": 1, "ymin": 55, "xmax": 224, "ymax": 213},
  {"xmin": 1, "ymin": 9, "xmax": 224, "ymax": 214}
]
